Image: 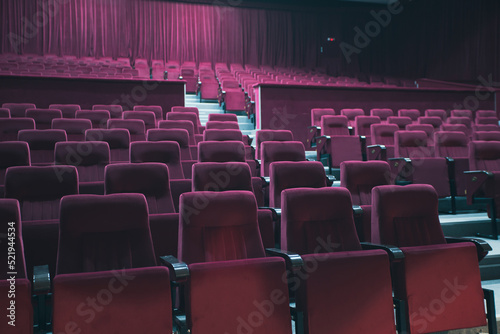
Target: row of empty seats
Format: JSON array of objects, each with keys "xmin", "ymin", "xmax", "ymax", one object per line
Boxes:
[{"xmin": 1, "ymin": 181, "xmax": 497, "ymax": 333}]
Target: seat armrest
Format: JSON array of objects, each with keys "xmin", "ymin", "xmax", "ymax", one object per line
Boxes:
[
  {"xmin": 33, "ymin": 265, "xmax": 51, "ymax": 294},
  {"xmin": 326, "ymin": 175, "xmax": 336, "ymax": 186},
  {"xmin": 367, "ymin": 144, "xmax": 386, "ymax": 161},
  {"xmin": 306, "ymin": 126, "xmax": 320, "ymax": 149},
  {"xmin": 464, "ymin": 170, "xmax": 493, "ymax": 205},
  {"xmin": 445, "ymin": 237, "xmax": 492, "ymax": 261},
  {"xmin": 159, "ymin": 255, "xmax": 190, "ymax": 282},
  {"xmin": 259, "ymin": 207, "xmax": 281, "ymax": 218},
  {"xmin": 360, "ymin": 242, "xmax": 405, "ymax": 261},
  {"xmin": 352, "ymin": 205, "xmax": 363, "ymax": 216},
  {"xmin": 265, "ymin": 248, "xmax": 303, "ymax": 271}
]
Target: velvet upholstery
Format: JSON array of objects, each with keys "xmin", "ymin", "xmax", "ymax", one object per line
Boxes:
[
  {"xmin": 320, "ymin": 115, "xmax": 350, "ymax": 136},
  {"xmin": 206, "ymin": 121, "xmax": 240, "ymax": 130},
  {"xmin": 371, "ymin": 184, "xmax": 487, "ymax": 332},
  {"xmin": 355, "ymin": 116, "xmax": 381, "ymax": 138},
  {"xmin": 311, "ymin": 108, "xmax": 336, "ymax": 127},
  {"xmin": 25, "ymin": 108, "xmax": 62, "ymax": 129},
  {"xmin": 18, "ymin": 129, "xmax": 67, "ymax": 165},
  {"xmin": 469, "ymin": 141, "xmax": 500, "ymax": 171},
  {"xmin": 0, "ymin": 108, "xmax": 10, "ymax": 118},
  {"xmin": 198, "ymin": 140, "xmax": 246, "ymax": 163},
  {"xmin": 398, "ymin": 109, "xmax": 421, "ymax": 122},
  {"xmin": 474, "ymin": 131, "xmax": 500, "ymax": 141},
  {"xmin": 340, "ymin": 108, "xmax": 364, "ymax": 128},
  {"xmin": 57, "ymin": 193, "xmax": 156, "ymax": 274},
  {"xmin": 474, "ymin": 124, "xmax": 500, "ymax": 132},
  {"xmin": 203, "ymin": 128, "xmax": 243, "ymax": 143},
  {"xmin": 49, "ymin": 104, "xmax": 81, "ymax": 118},
  {"xmin": 85, "ymin": 129, "xmax": 130, "ymax": 163},
  {"xmin": 187, "ymin": 258, "xmax": 291, "ymax": 334},
  {"xmin": 52, "ymin": 119, "xmax": 92, "ymax": 141},
  {"xmin": 5, "ymin": 165, "xmax": 78, "ymax": 279},
  {"xmin": 0, "ymin": 141, "xmax": 30, "ymax": 196},
  {"xmin": 75, "ymin": 110, "xmax": 110, "ymax": 129},
  {"xmin": 55, "ymin": 141, "xmax": 109, "ymax": 194},
  {"xmin": 476, "ymin": 110, "xmax": 497, "ymax": 119},
  {"xmin": 297, "ymin": 251, "xmax": 395, "ymax": 334},
  {"xmin": 208, "ymin": 113, "xmax": 238, "ymax": 122},
  {"xmin": 167, "ymin": 112, "xmax": 201, "ymax": 134},
  {"xmin": 269, "ymin": 161, "xmax": 326, "ymax": 208},
  {"xmin": 418, "ymin": 116, "xmax": 443, "ymax": 130},
  {"xmin": 406, "ymin": 124, "xmax": 435, "ymax": 147},
  {"xmin": 147, "ymin": 128, "xmax": 193, "ymax": 160},
  {"xmin": 178, "ymin": 191, "xmax": 265, "ymax": 264},
  {"xmin": 0, "ymin": 118, "xmax": 35, "ymax": 141},
  {"xmin": 53, "ymin": 267, "xmax": 172, "ymax": 333},
  {"xmin": 2, "ymin": 103, "xmax": 36, "ymax": 118},
  {"xmin": 130, "ymin": 141, "xmax": 185, "ymax": 179},
  {"xmin": 107, "ymin": 119, "xmax": 146, "ymax": 142},
  {"xmin": 123, "ymin": 110, "xmax": 156, "ymax": 130},
  {"xmin": 92, "ymin": 104, "xmax": 123, "ymax": 119},
  {"xmin": 255, "ymin": 129, "xmax": 293, "ymax": 160},
  {"xmin": 133, "ymin": 105, "xmax": 163, "ymax": 121},
  {"xmin": 370, "ymin": 124, "xmax": 399, "ymax": 159},
  {"xmin": 475, "ymin": 116, "xmax": 499, "ymax": 125},
  {"xmin": 395, "ymin": 130, "xmax": 431, "ymax": 158},
  {"xmin": 158, "ymin": 120, "xmax": 196, "ymax": 145},
  {"xmin": 425, "ymin": 109, "xmax": 447, "ymax": 121},
  {"xmin": 370, "ymin": 108, "xmax": 394, "ymax": 122},
  {"xmin": 388, "ymin": 116, "xmax": 413, "ymax": 130},
  {"xmin": 440, "ymin": 123, "xmax": 469, "ymax": 137},
  {"xmin": 260, "ymin": 141, "xmax": 306, "ymax": 177},
  {"xmin": 451, "ymin": 109, "xmax": 473, "ymax": 120}
]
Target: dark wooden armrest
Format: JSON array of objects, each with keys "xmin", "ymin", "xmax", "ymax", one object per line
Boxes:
[
  {"xmin": 159, "ymin": 255, "xmax": 190, "ymax": 282},
  {"xmin": 360, "ymin": 242, "xmax": 405, "ymax": 261},
  {"xmin": 445, "ymin": 236, "xmax": 492, "ymax": 261},
  {"xmin": 265, "ymin": 248, "xmax": 303, "ymax": 271},
  {"xmin": 464, "ymin": 170, "xmax": 493, "ymax": 205},
  {"xmin": 367, "ymin": 144, "xmax": 386, "ymax": 161}
]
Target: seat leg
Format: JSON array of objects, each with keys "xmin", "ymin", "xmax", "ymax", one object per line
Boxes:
[
  {"xmin": 484, "ymin": 288, "xmax": 498, "ymax": 334},
  {"xmin": 394, "ymin": 297, "xmax": 408, "ymax": 334}
]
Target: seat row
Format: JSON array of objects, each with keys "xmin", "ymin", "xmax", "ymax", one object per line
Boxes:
[{"xmin": 1, "ymin": 182, "xmax": 497, "ymax": 334}]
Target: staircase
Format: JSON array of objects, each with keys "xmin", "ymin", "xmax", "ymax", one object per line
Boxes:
[{"xmin": 185, "ymin": 93, "xmax": 256, "ymax": 140}]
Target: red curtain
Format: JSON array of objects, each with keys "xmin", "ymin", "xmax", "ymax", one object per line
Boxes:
[{"xmin": 0, "ymin": 0, "xmax": 322, "ymax": 68}]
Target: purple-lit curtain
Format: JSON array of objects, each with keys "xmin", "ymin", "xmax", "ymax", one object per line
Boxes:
[{"xmin": 0, "ymin": 0, "xmax": 321, "ymax": 68}]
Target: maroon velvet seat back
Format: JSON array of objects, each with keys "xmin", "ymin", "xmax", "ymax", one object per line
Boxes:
[
  {"xmin": 269, "ymin": 161, "xmax": 326, "ymax": 208},
  {"xmin": 92, "ymin": 104, "xmax": 123, "ymax": 119},
  {"xmin": 26, "ymin": 108, "xmax": 62, "ymax": 129},
  {"xmin": 425, "ymin": 109, "xmax": 447, "ymax": 121},
  {"xmin": 179, "ymin": 191, "xmax": 265, "ymax": 264},
  {"xmin": 203, "ymin": 129, "xmax": 243, "ymax": 142},
  {"xmin": 387, "ymin": 116, "xmax": 412, "ymax": 130},
  {"xmin": 475, "ymin": 116, "xmax": 498, "ymax": 125},
  {"xmin": 130, "ymin": 141, "xmax": 185, "ymax": 179},
  {"xmin": 395, "ymin": 130, "xmax": 430, "ymax": 158},
  {"xmin": 52, "ymin": 119, "xmax": 92, "ymax": 141},
  {"xmin": 0, "ymin": 199, "xmax": 32, "ymax": 334},
  {"xmin": 198, "ymin": 140, "xmax": 246, "ymax": 162},
  {"xmin": 166, "ymin": 112, "xmax": 201, "ymax": 134},
  {"xmin": 311, "ymin": 108, "xmax": 335, "ymax": 127},
  {"xmin": 417, "ymin": 116, "xmax": 443, "ymax": 130},
  {"xmin": 398, "ymin": 108, "xmax": 420, "ymax": 122},
  {"xmin": 255, "ymin": 129, "xmax": 293, "ymax": 160},
  {"xmin": 355, "ymin": 115, "xmax": 381, "ymax": 138},
  {"xmin": 49, "ymin": 104, "xmax": 81, "ymax": 118},
  {"xmin": 123, "ymin": 110, "xmax": 156, "ymax": 130},
  {"xmin": 75, "ymin": 110, "xmax": 110, "ymax": 129},
  {"xmin": 53, "ymin": 267, "xmax": 172, "ymax": 333},
  {"xmin": 474, "ymin": 131, "xmax": 500, "ymax": 141},
  {"xmin": 0, "ymin": 118, "xmax": 35, "ymax": 141},
  {"xmin": 406, "ymin": 124, "xmax": 435, "ymax": 146},
  {"xmin": 108, "ymin": 119, "xmax": 146, "ymax": 142},
  {"xmin": 370, "ymin": 108, "xmax": 393, "ymax": 122},
  {"xmin": 261, "ymin": 141, "xmax": 306, "ymax": 177},
  {"xmin": 57, "ymin": 193, "xmax": 156, "ymax": 274},
  {"xmin": 18, "ymin": 129, "xmax": 67, "ymax": 165},
  {"xmin": 133, "ymin": 105, "xmax": 163, "ymax": 121},
  {"xmin": 147, "ymin": 128, "xmax": 192, "ymax": 160},
  {"xmin": 55, "ymin": 141, "xmax": 109, "ymax": 182},
  {"xmin": 85, "ymin": 129, "xmax": 130, "ymax": 163},
  {"xmin": 0, "ymin": 108, "xmax": 10, "ymax": 118},
  {"xmin": 208, "ymin": 113, "xmax": 238, "ymax": 122},
  {"xmin": 0, "ymin": 142, "xmax": 30, "ymax": 194},
  {"xmin": 171, "ymin": 107, "xmax": 202, "ymax": 126},
  {"xmin": 158, "ymin": 120, "xmax": 196, "ymax": 145},
  {"xmin": 281, "ymin": 187, "xmax": 362, "ymax": 254},
  {"xmin": 447, "ymin": 116, "xmax": 472, "ymax": 136},
  {"xmin": 205, "ymin": 121, "xmax": 239, "ymax": 130},
  {"xmin": 469, "ymin": 141, "xmax": 500, "ymax": 171},
  {"xmin": 340, "ymin": 160, "xmax": 391, "ymax": 206},
  {"xmin": 370, "ymin": 124, "xmax": 398, "ymax": 159},
  {"xmin": 320, "ymin": 115, "xmax": 350, "ymax": 136},
  {"xmin": 2, "ymin": 103, "xmax": 36, "ymax": 118},
  {"xmin": 451, "ymin": 109, "xmax": 473, "ymax": 119},
  {"xmin": 340, "ymin": 108, "xmax": 364, "ymax": 127},
  {"xmin": 192, "ymin": 162, "xmax": 253, "ymax": 192},
  {"xmin": 371, "ymin": 184, "xmax": 445, "ymax": 246},
  {"xmin": 434, "ymin": 131, "xmax": 469, "ymax": 158},
  {"xmin": 105, "ymin": 162, "xmax": 175, "ymax": 214},
  {"xmin": 476, "ymin": 110, "xmax": 497, "ymax": 118},
  {"xmin": 475, "ymin": 124, "xmax": 500, "ymax": 132}
]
